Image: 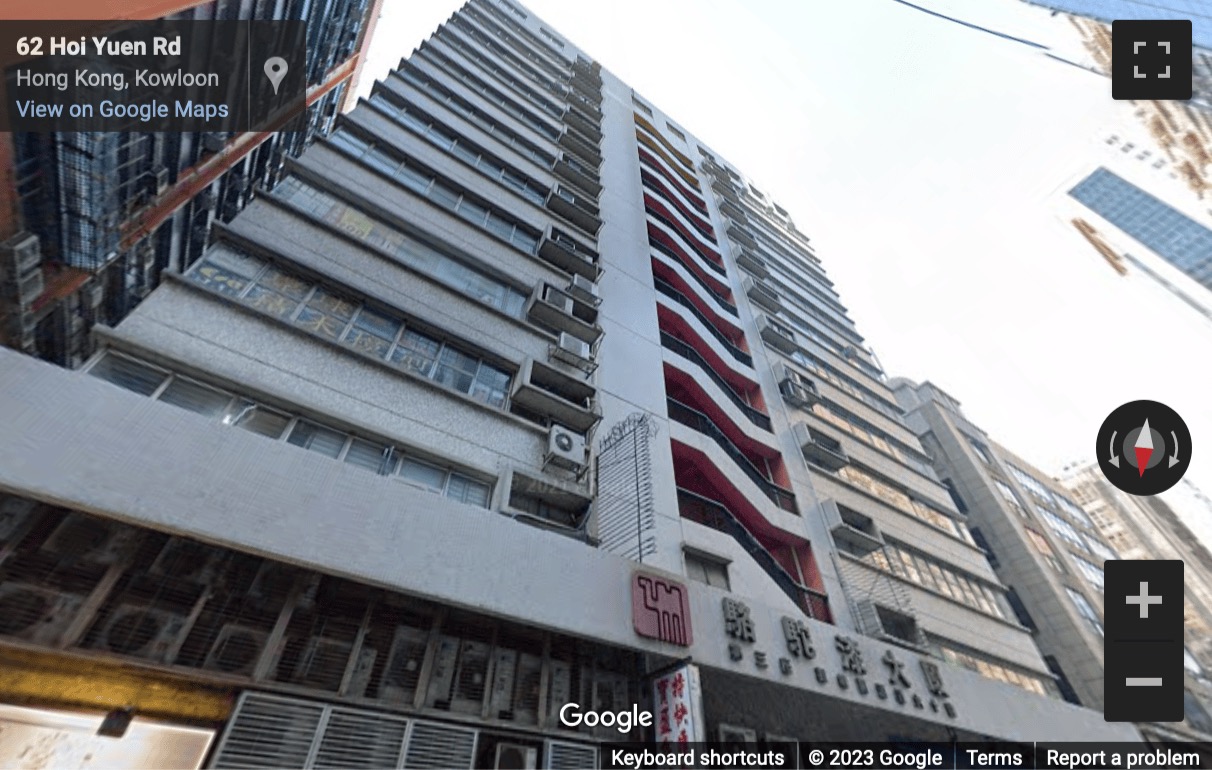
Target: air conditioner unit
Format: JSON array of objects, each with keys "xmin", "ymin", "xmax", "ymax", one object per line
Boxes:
[
  {"xmin": 292, "ymin": 636, "xmax": 358, "ymax": 691},
  {"xmin": 548, "ymin": 660, "xmax": 572, "ymax": 707},
  {"xmin": 451, "ymin": 638, "xmax": 491, "ymax": 713},
  {"xmin": 249, "ymin": 562, "xmax": 314, "ymax": 607},
  {"xmin": 205, "ymin": 624, "xmax": 270, "ymax": 675},
  {"xmin": 779, "ymin": 366, "xmax": 820, "ymax": 409},
  {"xmin": 744, "ymin": 277, "xmax": 781, "ymax": 313},
  {"xmin": 758, "ymin": 315, "xmax": 797, "ymax": 354},
  {"xmin": 489, "ymin": 647, "xmax": 519, "ymax": 718},
  {"xmin": 567, "ymin": 274, "xmax": 601, "ymax": 306},
  {"xmin": 150, "ymin": 538, "xmax": 220, "ymax": 584},
  {"xmin": 854, "ymin": 599, "xmax": 924, "ymax": 648},
  {"xmin": 551, "ymin": 332, "xmax": 592, "ymax": 368},
  {"xmin": 1, "ymin": 232, "xmax": 41, "ymax": 276},
  {"xmin": 546, "ymin": 425, "xmax": 587, "ymax": 472},
  {"xmin": 511, "ymin": 653, "xmax": 543, "ymax": 723},
  {"xmin": 41, "ymin": 514, "xmax": 139, "ymax": 565},
  {"xmin": 381, "ymin": 625, "xmax": 431, "ymax": 702},
  {"xmin": 494, "ymin": 743, "xmax": 537, "ymax": 769},
  {"xmin": 99, "ymin": 604, "xmax": 188, "ymax": 660},
  {"xmin": 842, "ymin": 345, "xmax": 860, "ymax": 359},
  {"xmin": 425, "ymin": 635, "xmax": 460, "ymax": 709},
  {"xmin": 542, "ymin": 284, "xmax": 574, "ymax": 314},
  {"xmin": 794, "ymin": 423, "xmax": 850, "ymax": 470},
  {"xmin": 822, "ymin": 500, "xmax": 884, "ymax": 555},
  {"xmin": 0, "ymin": 584, "xmax": 86, "ymax": 644}
]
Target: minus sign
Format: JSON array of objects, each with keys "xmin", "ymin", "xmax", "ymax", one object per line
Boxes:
[{"xmin": 1126, "ymin": 677, "xmax": 1164, "ymax": 686}]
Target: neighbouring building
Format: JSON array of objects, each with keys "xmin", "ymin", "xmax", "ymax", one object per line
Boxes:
[
  {"xmin": 894, "ymin": 378, "xmax": 1212, "ymax": 743},
  {"xmin": 0, "ymin": 1, "xmax": 1138, "ymax": 766},
  {"xmin": 0, "ymin": 0, "xmax": 382, "ymax": 368},
  {"xmin": 1062, "ymin": 461, "xmax": 1212, "ymax": 673}
]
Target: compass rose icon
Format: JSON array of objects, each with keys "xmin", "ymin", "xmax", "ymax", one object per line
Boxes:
[{"xmin": 1098, "ymin": 400, "xmax": 1191, "ymax": 495}]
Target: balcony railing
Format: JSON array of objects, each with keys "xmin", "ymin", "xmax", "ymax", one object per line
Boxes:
[
  {"xmin": 653, "ymin": 277, "xmax": 751, "ymax": 368},
  {"xmin": 649, "ymin": 238, "xmax": 737, "ymax": 317},
  {"xmin": 660, "ymin": 331, "xmax": 771, "ymax": 432},
  {"xmin": 677, "ymin": 488, "xmax": 829, "ymax": 620},
  {"xmin": 668, "ymin": 398, "xmax": 796, "ymax": 513}
]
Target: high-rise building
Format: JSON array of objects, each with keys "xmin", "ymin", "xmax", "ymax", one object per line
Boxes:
[
  {"xmin": 1062, "ymin": 462, "xmax": 1212, "ymax": 673},
  {"xmin": 0, "ymin": 0, "xmax": 382, "ymax": 369},
  {"xmin": 1069, "ymin": 166, "xmax": 1212, "ymax": 292},
  {"xmin": 894, "ymin": 378, "xmax": 1212, "ymax": 743},
  {"xmin": 0, "ymin": 1, "xmax": 1138, "ymax": 764}
]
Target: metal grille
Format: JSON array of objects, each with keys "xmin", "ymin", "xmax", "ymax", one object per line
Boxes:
[
  {"xmin": 545, "ymin": 740, "xmax": 598, "ymax": 769},
  {"xmin": 210, "ymin": 693, "xmax": 327, "ymax": 768},
  {"xmin": 312, "ymin": 708, "xmax": 409, "ymax": 769},
  {"xmin": 595, "ymin": 413, "xmax": 658, "ymax": 561},
  {"xmin": 401, "ymin": 721, "xmax": 476, "ymax": 769}
]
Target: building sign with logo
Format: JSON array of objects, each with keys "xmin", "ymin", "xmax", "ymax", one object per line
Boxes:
[
  {"xmin": 652, "ymin": 663, "xmax": 705, "ymax": 744},
  {"xmin": 632, "ymin": 572, "xmax": 693, "ymax": 646}
]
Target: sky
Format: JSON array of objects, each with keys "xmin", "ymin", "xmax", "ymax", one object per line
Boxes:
[{"xmin": 354, "ymin": 0, "xmax": 1212, "ymax": 545}]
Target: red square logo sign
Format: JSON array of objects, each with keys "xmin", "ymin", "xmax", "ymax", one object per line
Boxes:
[{"xmin": 632, "ymin": 572, "xmax": 693, "ymax": 646}]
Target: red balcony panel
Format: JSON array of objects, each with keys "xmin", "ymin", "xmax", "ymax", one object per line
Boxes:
[
  {"xmin": 648, "ymin": 224, "xmax": 730, "ymax": 299},
  {"xmin": 638, "ymin": 147, "xmax": 708, "ymax": 213},
  {"xmin": 658, "ymin": 306, "xmax": 764, "ymax": 404},
  {"xmin": 651, "ymin": 259, "xmax": 745, "ymax": 347},
  {"xmin": 664, "ymin": 365, "xmax": 779, "ymax": 463},
  {"xmin": 644, "ymin": 194, "xmax": 723, "ymax": 267},
  {"xmin": 640, "ymin": 169, "xmax": 715, "ymax": 239}
]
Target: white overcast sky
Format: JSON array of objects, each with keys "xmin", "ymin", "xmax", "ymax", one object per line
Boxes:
[{"xmin": 354, "ymin": 0, "xmax": 1212, "ymax": 545}]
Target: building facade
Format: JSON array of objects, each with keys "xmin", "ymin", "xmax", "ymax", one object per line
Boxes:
[
  {"xmin": 1062, "ymin": 462, "xmax": 1212, "ymax": 673},
  {"xmin": 894, "ymin": 379, "xmax": 1212, "ymax": 742},
  {"xmin": 1069, "ymin": 166, "xmax": 1212, "ymax": 292},
  {"xmin": 0, "ymin": 0, "xmax": 382, "ymax": 369},
  {"xmin": 0, "ymin": 0, "xmax": 1139, "ymax": 766}
]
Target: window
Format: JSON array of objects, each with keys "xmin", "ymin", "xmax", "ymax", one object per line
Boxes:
[
  {"xmin": 539, "ymin": 27, "xmax": 564, "ymax": 47},
  {"xmin": 969, "ymin": 527, "xmax": 998, "ymax": 568},
  {"xmin": 365, "ymin": 104, "xmax": 550, "ymax": 207},
  {"xmin": 1008, "ymin": 463, "xmax": 1056, "ymax": 505},
  {"xmin": 1074, "ymin": 556, "xmax": 1106, "ymax": 591},
  {"xmin": 187, "ymin": 243, "xmax": 512, "ymax": 409},
  {"xmin": 86, "ymin": 351, "xmax": 494, "ymax": 509},
  {"xmin": 941, "ymin": 478, "xmax": 968, "ymax": 513},
  {"xmin": 1004, "ymin": 587, "xmax": 1037, "ymax": 631},
  {"xmin": 967, "ymin": 438, "xmax": 993, "ymax": 465},
  {"xmin": 325, "ymin": 130, "xmax": 542, "ymax": 254},
  {"xmin": 1084, "ymin": 536, "xmax": 1117, "ymax": 563},
  {"xmin": 1055, "ymin": 495, "xmax": 1094, "ymax": 528},
  {"xmin": 380, "ymin": 73, "xmax": 553, "ymax": 166},
  {"xmin": 685, "ymin": 550, "xmax": 730, "ymax": 590},
  {"xmin": 835, "ymin": 465, "xmax": 963, "ymax": 539},
  {"xmin": 881, "ymin": 541, "xmax": 1006, "ymax": 620},
  {"xmin": 934, "ymin": 638, "xmax": 1052, "ymax": 696},
  {"xmin": 1039, "ymin": 508, "xmax": 1087, "ymax": 552},
  {"xmin": 665, "ymin": 122, "xmax": 686, "ymax": 142},
  {"xmin": 1024, "ymin": 527, "xmax": 1066, "ymax": 573},
  {"xmin": 632, "ymin": 97, "xmax": 653, "ymax": 117},
  {"xmin": 1066, "ymin": 586, "xmax": 1104, "ymax": 636},
  {"xmin": 994, "ymin": 478, "xmax": 1028, "ymax": 517},
  {"xmin": 275, "ymin": 177, "xmax": 528, "ymax": 318}
]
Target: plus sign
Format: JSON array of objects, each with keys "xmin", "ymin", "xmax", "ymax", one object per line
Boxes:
[{"xmin": 1126, "ymin": 581, "xmax": 1163, "ymax": 618}]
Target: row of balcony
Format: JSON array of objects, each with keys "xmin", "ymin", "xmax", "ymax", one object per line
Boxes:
[
  {"xmin": 653, "ymin": 276, "xmax": 750, "ymax": 367},
  {"xmin": 660, "ymin": 331, "xmax": 770, "ymax": 432},
  {"xmin": 668, "ymin": 398, "xmax": 795, "ymax": 512},
  {"xmin": 678, "ymin": 488, "xmax": 830, "ymax": 620},
  {"xmin": 650, "ymin": 239, "xmax": 736, "ymax": 317}
]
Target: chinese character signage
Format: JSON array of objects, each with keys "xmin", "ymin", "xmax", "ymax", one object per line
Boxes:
[
  {"xmin": 632, "ymin": 572, "xmax": 693, "ymax": 646},
  {"xmin": 652, "ymin": 663, "xmax": 705, "ymax": 745}
]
